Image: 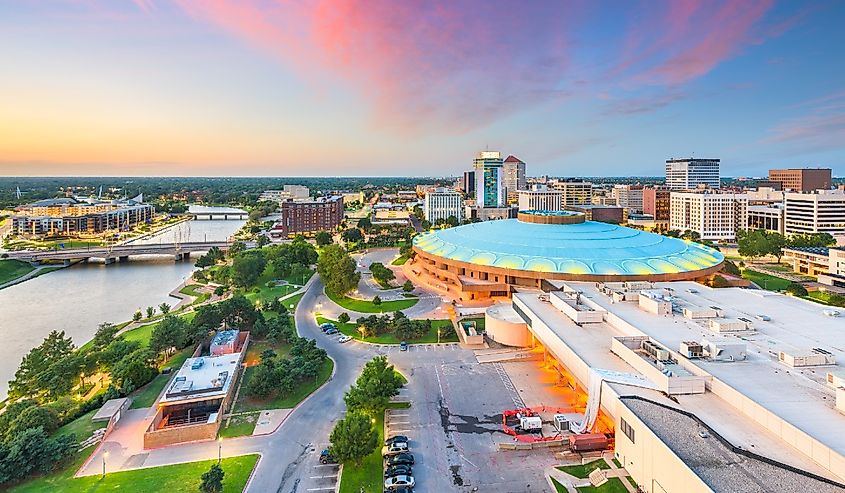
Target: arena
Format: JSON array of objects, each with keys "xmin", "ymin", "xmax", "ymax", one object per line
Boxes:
[{"xmin": 410, "ymin": 210, "xmax": 724, "ymax": 301}]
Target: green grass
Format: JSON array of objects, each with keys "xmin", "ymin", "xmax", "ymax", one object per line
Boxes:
[
  {"xmin": 325, "ymin": 290, "xmax": 418, "ymax": 313},
  {"xmin": 4, "ymin": 238, "xmax": 107, "ymax": 251},
  {"xmin": 338, "ymin": 411, "xmax": 384, "ymax": 493},
  {"xmin": 391, "ymin": 255, "xmax": 409, "ymax": 266},
  {"xmin": 121, "ymin": 312, "xmax": 196, "ymax": 347},
  {"xmin": 803, "ymin": 290, "xmax": 845, "ymax": 307},
  {"xmin": 0, "ymin": 259, "xmax": 35, "ymax": 284},
  {"xmin": 234, "ymin": 358, "xmax": 333, "ymax": 412},
  {"xmin": 129, "ymin": 347, "xmax": 194, "ymax": 409},
  {"xmin": 552, "ymin": 478, "xmax": 567, "ymax": 493},
  {"xmin": 244, "ymin": 282, "xmax": 298, "ymax": 305},
  {"xmin": 317, "ymin": 316, "xmax": 457, "ymax": 344},
  {"xmin": 557, "ymin": 459, "xmax": 611, "ymax": 479},
  {"xmin": 576, "ymin": 477, "xmax": 630, "ymax": 493},
  {"xmin": 282, "ymin": 293, "xmax": 305, "ymax": 311},
  {"xmin": 741, "ymin": 269, "xmax": 792, "ymax": 291},
  {"xmin": 218, "ymin": 413, "xmax": 258, "ymax": 438},
  {"xmin": 9, "ymin": 454, "xmax": 259, "ymax": 493},
  {"xmin": 55, "ymin": 409, "xmax": 105, "ymax": 442}
]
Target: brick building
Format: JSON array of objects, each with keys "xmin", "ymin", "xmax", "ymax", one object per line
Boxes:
[
  {"xmin": 642, "ymin": 187, "xmax": 671, "ymax": 220},
  {"xmin": 270, "ymin": 196, "xmax": 344, "ymax": 238}
]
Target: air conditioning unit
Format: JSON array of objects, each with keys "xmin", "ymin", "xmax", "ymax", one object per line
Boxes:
[
  {"xmin": 827, "ymin": 370, "xmax": 845, "ymax": 389},
  {"xmin": 779, "ymin": 348, "xmax": 836, "ymax": 368},
  {"xmin": 642, "ymin": 340, "xmax": 670, "ymax": 361},
  {"xmin": 680, "ymin": 341, "xmax": 704, "ymax": 359}
]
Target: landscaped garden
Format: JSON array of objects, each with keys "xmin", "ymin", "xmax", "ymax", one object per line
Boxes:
[
  {"xmin": 325, "ymin": 290, "xmax": 418, "ymax": 313},
  {"xmin": 317, "ymin": 315, "xmax": 457, "ymax": 344}
]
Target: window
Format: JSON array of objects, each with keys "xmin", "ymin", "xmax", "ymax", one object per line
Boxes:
[{"xmin": 620, "ymin": 417, "xmax": 635, "ymax": 443}]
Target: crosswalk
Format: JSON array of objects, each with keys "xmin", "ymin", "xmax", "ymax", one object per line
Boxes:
[{"xmin": 372, "ymin": 342, "xmax": 461, "ymax": 352}]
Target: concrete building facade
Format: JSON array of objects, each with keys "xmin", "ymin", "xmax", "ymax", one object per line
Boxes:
[
  {"xmin": 502, "ymin": 155, "xmax": 526, "ymax": 201},
  {"xmin": 258, "ymin": 185, "xmax": 310, "ymax": 203},
  {"xmin": 665, "ymin": 158, "xmax": 721, "ymax": 190},
  {"xmin": 642, "ymin": 187, "xmax": 671, "ymax": 221},
  {"xmin": 769, "ymin": 168, "xmax": 832, "ymax": 192},
  {"xmin": 518, "ymin": 188, "xmax": 563, "ymax": 212},
  {"xmin": 784, "ymin": 190, "xmax": 845, "ymax": 235},
  {"xmin": 611, "ymin": 185, "xmax": 644, "ymax": 214},
  {"xmin": 423, "ymin": 188, "xmax": 464, "ymax": 224},
  {"xmin": 670, "ymin": 191, "xmax": 748, "ymax": 240},
  {"xmin": 549, "ymin": 180, "xmax": 593, "ymax": 206}
]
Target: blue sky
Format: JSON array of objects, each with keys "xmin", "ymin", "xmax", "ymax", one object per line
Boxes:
[{"xmin": 0, "ymin": 1, "xmax": 843, "ymax": 177}]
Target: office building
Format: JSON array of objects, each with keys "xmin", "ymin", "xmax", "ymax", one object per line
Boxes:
[
  {"xmin": 549, "ymin": 180, "xmax": 593, "ymax": 206},
  {"xmin": 611, "ymin": 185, "xmax": 644, "ymax": 214},
  {"xmin": 669, "ymin": 191, "xmax": 748, "ymax": 240},
  {"xmin": 258, "ymin": 185, "xmax": 310, "ymax": 204},
  {"xmin": 423, "ymin": 188, "xmax": 464, "ymax": 224},
  {"xmin": 665, "ymin": 158, "xmax": 721, "ymax": 190},
  {"xmin": 747, "ymin": 205, "xmax": 785, "ymax": 234},
  {"xmin": 518, "ymin": 187, "xmax": 563, "ymax": 212},
  {"xmin": 473, "ymin": 151, "xmax": 504, "ymax": 208},
  {"xmin": 462, "ymin": 170, "xmax": 476, "ymax": 195},
  {"xmin": 502, "ymin": 155, "xmax": 526, "ymax": 201},
  {"xmin": 566, "ymin": 204, "xmax": 625, "ymax": 224},
  {"xmin": 784, "ymin": 190, "xmax": 845, "ymax": 235},
  {"xmin": 769, "ymin": 168, "xmax": 832, "ymax": 192},
  {"xmin": 642, "ymin": 187, "xmax": 671, "ymax": 220},
  {"xmin": 269, "ymin": 196, "xmax": 344, "ymax": 238},
  {"xmin": 11, "ymin": 197, "xmax": 154, "ymax": 237}
]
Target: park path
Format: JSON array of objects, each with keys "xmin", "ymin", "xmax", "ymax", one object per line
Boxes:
[{"xmin": 0, "ymin": 263, "xmax": 65, "ymax": 290}]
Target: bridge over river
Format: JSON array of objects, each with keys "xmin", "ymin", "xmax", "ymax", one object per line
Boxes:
[{"xmin": 3, "ymin": 241, "xmax": 232, "ymax": 265}]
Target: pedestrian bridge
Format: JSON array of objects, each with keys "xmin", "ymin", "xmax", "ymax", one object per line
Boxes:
[{"xmin": 2, "ymin": 241, "xmax": 232, "ymax": 265}]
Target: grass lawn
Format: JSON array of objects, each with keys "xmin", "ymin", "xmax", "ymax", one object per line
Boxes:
[
  {"xmin": 235, "ymin": 358, "xmax": 333, "ymax": 412},
  {"xmin": 179, "ymin": 284, "xmax": 211, "ymax": 304},
  {"xmin": 55, "ymin": 409, "xmax": 105, "ymax": 441},
  {"xmin": 803, "ymin": 290, "xmax": 845, "ymax": 307},
  {"xmin": 317, "ymin": 316, "xmax": 457, "ymax": 344},
  {"xmin": 283, "ymin": 293, "xmax": 305, "ymax": 311},
  {"xmin": 325, "ymin": 290, "xmax": 418, "ymax": 313},
  {"xmin": 338, "ymin": 411, "xmax": 384, "ymax": 493},
  {"xmin": 0, "ymin": 259, "xmax": 35, "ymax": 284},
  {"xmin": 462, "ymin": 317, "xmax": 485, "ymax": 331},
  {"xmin": 557, "ymin": 459, "xmax": 611, "ymax": 479},
  {"xmin": 244, "ymin": 282, "xmax": 298, "ymax": 305},
  {"xmin": 552, "ymin": 478, "xmax": 567, "ymax": 493},
  {"xmin": 391, "ymin": 255, "xmax": 409, "ymax": 266},
  {"xmin": 9, "ymin": 454, "xmax": 259, "ymax": 493},
  {"xmin": 218, "ymin": 413, "xmax": 258, "ymax": 438},
  {"xmin": 741, "ymin": 269, "xmax": 792, "ymax": 291},
  {"xmin": 122, "ymin": 312, "xmax": 196, "ymax": 347},
  {"xmin": 129, "ymin": 347, "xmax": 194, "ymax": 409},
  {"xmin": 242, "ymin": 338, "xmax": 292, "ymax": 366},
  {"xmin": 576, "ymin": 477, "xmax": 630, "ymax": 493}
]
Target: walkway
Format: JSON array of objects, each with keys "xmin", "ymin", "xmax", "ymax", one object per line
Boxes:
[{"xmin": 0, "ymin": 263, "xmax": 64, "ymax": 290}]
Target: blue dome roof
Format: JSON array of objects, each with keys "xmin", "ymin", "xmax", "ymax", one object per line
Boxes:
[{"xmin": 413, "ymin": 219, "xmax": 723, "ymax": 276}]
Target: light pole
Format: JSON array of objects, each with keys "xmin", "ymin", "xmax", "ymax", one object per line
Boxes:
[
  {"xmin": 102, "ymin": 451, "xmax": 108, "ymax": 479},
  {"xmin": 218, "ymin": 437, "xmax": 223, "ymax": 464}
]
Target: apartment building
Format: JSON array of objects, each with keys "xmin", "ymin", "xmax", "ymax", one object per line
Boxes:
[
  {"xmin": 783, "ymin": 190, "xmax": 845, "ymax": 235},
  {"xmin": 669, "ymin": 191, "xmax": 748, "ymax": 240},
  {"xmin": 269, "ymin": 196, "xmax": 344, "ymax": 238},
  {"xmin": 11, "ymin": 197, "xmax": 154, "ymax": 237}
]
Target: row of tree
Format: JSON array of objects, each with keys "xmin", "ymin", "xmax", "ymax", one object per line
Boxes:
[
  {"xmin": 244, "ymin": 339, "xmax": 328, "ymax": 399},
  {"xmin": 355, "ymin": 312, "xmax": 435, "ymax": 340},
  {"xmin": 329, "ymin": 357, "xmax": 405, "ymax": 465},
  {"xmin": 737, "ymin": 230, "xmax": 836, "ymax": 262},
  {"xmin": 317, "ymin": 245, "xmax": 360, "ymax": 296}
]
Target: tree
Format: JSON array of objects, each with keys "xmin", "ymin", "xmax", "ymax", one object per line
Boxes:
[
  {"xmin": 158, "ymin": 302, "xmax": 171, "ymax": 315},
  {"xmin": 721, "ymin": 260, "xmax": 741, "ymax": 277},
  {"xmin": 8, "ymin": 330, "xmax": 76, "ymax": 400},
  {"xmin": 338, "ymin": 312, "xmax": 350, "ymax": 324},
  {"xmin": 402, "ymin": 280, "xmax": 414, "ymax": 293},
  {"xmin": 372, "ymin": 295, "xmax": 382, "ymax": 306},
  {"xmin": 357, "ymin": 216, "xmax": 372, "ymax": 230},
  {"xmin": 92, "ymin": 322, "xmax": 120, "ymax": 350},
  {"xmin": 231, "ymin": 253, "xmax": 267, "ymax": 287},
  {"xmin": 256, "ymin": 234, "xmax": 270, "ymax": 248},
  {"xmin": 220, "ymin": 294, "xmax": 260, "ymax": 329},
  {"xmin": 317, "ymin": 245, "xmax": 360, "ymax": 296},
  {"xmin": 786, "ymin": 283, "xmax": 808, "ymax": 297},
  {"xmin": 146, "ymin": 306, "xmax": 156, "ymax": 319},
  {"xmin": 343, "ymin": 356, "xmax": 403, "ymax": 416},
  {"xmin": 199, "ymin": 463, "xmax": 225, "ymax": 493},
  {"xmin": 328, "ymin": 412, "xmax": 378, "ymax": 466},
  {"xmin": 195, "ymin": 255, "xmax": 215, "ymax": 269},
  {"xmin": 4, "ymin": 406, "xmax": 60, "ymax": 441},
  {"xmin": 0, "ymin": 426, "xmax": 76, "ymax": 484},
  {"xmin": 133, "ymin": 310, "xmax": 143, "ymax": 322},
  {"xmin": 766, "ymin": 232, "xmax": 787, "ymax": 263},
  {"xmin": 150, "ymin": 315, "xmax": 188, "ymax": 359},
  {"xmin": 341, "ymin": 228, "xmax": 363, "ymax": 244},
  {"xmin": 369, "ymin": 262, "xmax": 395, "ymax": 285},
  {"xmin": 214, "ymin": 285, "xmax": 225, "ymax": 296},
  {"xmin": 788, "ymin": 232, "xmax": 836, "ymax": 248},
  {"xmin": 315, "ymin": 231, "xmax": 332, "ymax": 246},
  {"xmin": 227, "ymin": 241, "xmax": 246, "ymax": 258},
  {"xmin": 245, "ymin": 359, "xmax": 277, "ymax": 399},
  {"xmin": 111, "ymin": 348, "xmax": 157, "ymax": 392}
]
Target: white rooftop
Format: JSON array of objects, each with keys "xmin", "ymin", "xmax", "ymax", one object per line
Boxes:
[{"xmin": 161, "ymin": 353, "xmax": 241, "ymax": 404}]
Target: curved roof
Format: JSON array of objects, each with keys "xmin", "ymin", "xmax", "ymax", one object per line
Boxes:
[{"xmin": 412, "ymin": 219, "xmax": 723, "ymax": 276}]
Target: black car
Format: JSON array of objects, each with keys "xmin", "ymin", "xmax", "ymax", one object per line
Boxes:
[
  {"xmin": 319, "ymin": 449, "xmax": 335, "ymax": 464},
  {"xmin": 385, "ymin": 452, "xmax": 414, "ymax": 467},
  {"xmin": 384, "ymin": 464, "xmax": 412, "ymax": 478},
  {"xmin": 385, "ymin": 435, "xmax": 409, "ymax": 446},
  {"xmin": 384, "ymin": 488, "xmax": 413, "ymax": 493}
]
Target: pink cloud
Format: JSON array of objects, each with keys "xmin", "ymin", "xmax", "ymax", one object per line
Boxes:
[{"xmin": 766, "ymin": 92, "xmax": 845, "ymax": 152}]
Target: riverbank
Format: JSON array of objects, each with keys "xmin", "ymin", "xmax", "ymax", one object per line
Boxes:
[{"xmin": 0, "ymin": 260, "xmax": 67, "ymax": 290}]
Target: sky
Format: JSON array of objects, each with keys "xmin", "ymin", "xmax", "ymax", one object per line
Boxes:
[{"xmin": 0, "ymin": 1, "xmax": 843, "ymax": 178}]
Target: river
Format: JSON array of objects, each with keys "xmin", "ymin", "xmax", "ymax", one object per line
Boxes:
[{"xmin": 0, "ymin": 210, "xmax": 245, "ymax": 399}]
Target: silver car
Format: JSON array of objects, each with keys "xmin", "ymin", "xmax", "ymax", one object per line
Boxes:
[{"xmin": 384, "ymin": 475, "xmax": 415, "ymax": 490}]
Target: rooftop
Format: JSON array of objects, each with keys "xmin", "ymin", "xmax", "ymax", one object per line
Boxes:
[
  {"xmin": 161, "ymin": 353, "xmax": 241, "ymax": 404},
  {"xmin": 413, "ymin": 217, "xmax": 723, "ymax": 276}
]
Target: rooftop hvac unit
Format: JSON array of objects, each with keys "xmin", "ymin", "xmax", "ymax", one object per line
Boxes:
[
  {"xmin": 755, "ymin": 314, "xmax": 771, "ymax": 321},
  {"xmin": 778, "ymin": 348, "xmax": 836, "ymax": 368},
  {"xmin": 680, "ymin": 341, "xmax": 704, "ymax": 359},
  {"xmin": 642, "ymin": 340, "xmax": 670, "ymax": 361},
  {"xmin": 827, "ymin": 370, "xmax": 845, "ymax": 389},
  {"xmin": 823, "ymin": 309, "xmax": 841, "ymax": 317},
  {"xmin": 701, "ymin": 339, "xmax": 747, "ymax": 362}
]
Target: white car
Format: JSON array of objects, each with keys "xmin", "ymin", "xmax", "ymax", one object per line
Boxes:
[
  {"xmin": 381, "ymin": 441, "xmax": 409, "ymax": 456},
  {"xmin": 337, "ymin": 335, "xmax": 352, "ymax": 343},
  {"xmin": 384, "ymin": 475, "xmax": 415, "ymax": 489}
]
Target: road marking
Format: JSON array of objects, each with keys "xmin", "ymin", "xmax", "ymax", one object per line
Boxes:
[
  {"xmin": 390, "ymin": 413, "xmax": 410, "ymax": 417},
  {"xmin": 306, "ymin": 488, "xmax": 336, "ymax": 492},
  {"xmin": 389, "ymin": 428, "xmax": 411, "ymax": 433},
  {"xmin": 313, "ymin": 464, "xmax": 338, "ymax": 468},
  {"xmin": 309, "ymin": 475, "xmax": 338, "ymax": 479},
  {"xmin": 389, "ymin": 420, "xmax": 410, "ymax": 425}
]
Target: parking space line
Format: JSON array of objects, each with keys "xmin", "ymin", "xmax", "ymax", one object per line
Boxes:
[
  {"xmin": 306, "ymin": 488, "xmax": 336, "ymax": 492},
  {"xmin": 309, "ymin": 475, "xmax": 338, "ymax": 480},
  {"xmin": 389, "ymin": 420, "xmax": 410, "ymax": 425},
  {"xmin": 313, "ymin": 464, "xmax": 338, "ymax": 468}
]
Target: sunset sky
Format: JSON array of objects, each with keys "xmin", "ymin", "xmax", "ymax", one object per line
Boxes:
[{"xmin": 1, "ymin": 1, "xmax": 843, "ymax": 177}]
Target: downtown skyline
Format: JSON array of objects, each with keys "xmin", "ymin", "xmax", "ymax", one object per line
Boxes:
[{"xmin": 1, "ymin": 1, "xmax": 844, "ymax": 177}]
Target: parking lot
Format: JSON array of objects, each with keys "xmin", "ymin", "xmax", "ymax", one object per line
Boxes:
[{"xmin": 386, "ymin": 346, "xmax": 564, "ymax": 493}]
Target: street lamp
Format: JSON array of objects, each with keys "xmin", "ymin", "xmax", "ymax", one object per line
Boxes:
[
  {"xmin": 218, "ymin": 437, "xmax": 223, "ymax": 464},
  {"xmin": 102, "ymin": 451, "xmax": 108, "ymax": 479}
]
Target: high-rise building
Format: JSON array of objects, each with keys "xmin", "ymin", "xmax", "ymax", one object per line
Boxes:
[
  {"xmin": 768, "ymin": 168, "xmax": 832, "ymax": 192},
  {"xmin": 473, "ymin": 151, "xmax": 504, "ymax": 208},
  {"xmin": 549, "ymin": 180, "xmax": 593, "ymax": 206},
  {"xmin": 462, "ymin": 171, "xmax": 476, "ymax": 195},
  {"xmin": 518, "ymin": 187, "xmax": 563, "ymax": 212},
  {"xmin": 611, "ymin": 185, "xmax": 644, "ymax": 213},
  {"xmin": 783, "ymin": 190, "xmax": 845, "ymax": 235},
  {"xmin": 424, "ymin": 188, "xmax": 464, "ymax": 224},
  {"xmin": 642, "ymin": 187, "xmax": 671, "ymax": 220},
  {"xmin": 669, "ymin": 191, "xmax": 748, "ymax": 240},
  {"xmin": 502, "ymin": 155, "xmax": 526, "ymax": 199},
  {"xmin": 665, "ymin": 158, "xmax": 721, "ymax": 190}
]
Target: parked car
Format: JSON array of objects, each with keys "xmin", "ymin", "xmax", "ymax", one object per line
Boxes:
[
  {"xmin": 385, "ymin": 435, "xmax": 408, "ymax": 446},
  {"xmin": 325, "ymin": 328, "xmax": 338, "ymax": 335},
  {"xmin": 382, "ymin": 441, "xmax": 409, "ymax": 456},
  {"xmin": 338, "ymin": 335, "xmax": 352, "ymax": 343},
  {"xmin": 320, "ymin": 323, "xmax": 336, "ymax": 332},
  {"xmin": 319, "ymin": 449, "xmax": 335, "ymax": 464},
  {"xmin": 399, "ymin": 341, "xmax": 408, "ymax": 351},
  {"xmin": 384, "ymin": 475, "xmax": 415, "ymax": 490},
  {"xmin": 384, "ymin": 488, "xmax": 413, "ymax": 493},
  {"xmin": 384, "ymin": 464, "xmax": 412, "ymax": 478},
  {"xmin": 385, "ymin": 453, "xmax": 414, "ymax": 467}
]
